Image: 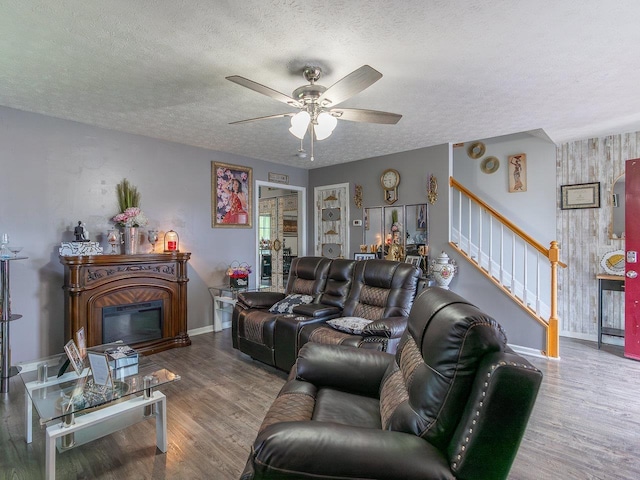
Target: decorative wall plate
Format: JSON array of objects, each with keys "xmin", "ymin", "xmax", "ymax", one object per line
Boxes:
[
  {"xmin": 480, "ymin": 156, "xmax": 500, "ymax": 174},
  {"xmin": 600, "ymin": 249, "xmax": 625, "ymax": 275},
  {"xmin": 467, "ymin": 142, "xmax": 486, "ymax": 159}
]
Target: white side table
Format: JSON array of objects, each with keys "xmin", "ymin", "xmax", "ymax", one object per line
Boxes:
[{"xmin": 212, "ymin": 295, "xmax": 236, "ymax": 332}]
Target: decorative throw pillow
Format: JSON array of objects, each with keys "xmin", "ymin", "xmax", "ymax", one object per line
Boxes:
[
  {"xmin": 326, "ymin": 317, "xmax": 373, "ymax": 335},
  {"xmin": 268, "ymin": 294, "xmax": 314, "ymax": 314}
]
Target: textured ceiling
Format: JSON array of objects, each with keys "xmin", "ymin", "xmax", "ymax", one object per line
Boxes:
[{"xmin": 3, "ymin": 1, "xmax": 640, "ymax": 169}]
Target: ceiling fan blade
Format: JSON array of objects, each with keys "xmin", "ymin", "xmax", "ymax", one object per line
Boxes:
[
  {"xmin": 330, "ymin": 108, "xmax": 402, "ymax": 124},
  {"xmin": 226, "ymin": 75, "xmax": 303, "ymax": 108},
  {"xmin": 318, "ymin": 65, "xmax": 383, "ymax": 107},
  {"xmin": 229, "ymin": 113, "xmax": 295, "ymax": 125}
]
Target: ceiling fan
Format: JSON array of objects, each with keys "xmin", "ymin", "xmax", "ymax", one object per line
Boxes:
[{"xmin": 226, "ymin": 65, "xmax": 402, "ymax": 160}]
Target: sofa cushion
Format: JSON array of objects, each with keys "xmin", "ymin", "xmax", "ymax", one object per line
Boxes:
[
  {"xmin": 327, "ymin": 317, "xmax": 372, "ymax": 334},
  {"xmin": 269, "ymin": 293, "xmax": 314, "ymax": 314}
]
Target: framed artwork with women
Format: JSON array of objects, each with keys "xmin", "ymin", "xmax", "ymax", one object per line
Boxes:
[{"xmin": 212, "ymin": 161, "xmax": 253, "ymax": 228}]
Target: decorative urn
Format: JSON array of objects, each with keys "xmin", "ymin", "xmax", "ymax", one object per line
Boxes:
[{"xmin": 430, "ymin": 251, "xmax": 457, "ymax": 290}]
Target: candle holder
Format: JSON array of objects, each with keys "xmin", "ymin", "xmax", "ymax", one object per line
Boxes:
[{"xmin": 164, "ymin": 230, "xmax": 179, "ymax": 252}]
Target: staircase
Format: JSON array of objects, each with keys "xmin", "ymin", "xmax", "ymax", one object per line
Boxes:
[{"xmin": 449, "ymin": 177, "xmax": 565, "ymax": 358}]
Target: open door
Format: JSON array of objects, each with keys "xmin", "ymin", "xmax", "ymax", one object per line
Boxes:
[
  {"xmin": 257, "ymin": 183, "xmax": 305, "ymax": 292},
  {"xmin": 625, "ymin": 158, "xmax": 640, "ymax": 360}
]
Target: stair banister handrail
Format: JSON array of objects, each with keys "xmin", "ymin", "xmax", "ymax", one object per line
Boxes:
[
  {"xmin": 450, "ymin": 177, "xmax": 567, "ymax": 267},
  {"xmin": 450, "ymin": 176, "xmax": 565, "ymax": 358}
]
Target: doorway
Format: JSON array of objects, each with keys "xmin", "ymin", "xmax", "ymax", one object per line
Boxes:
[{"xmin": 255, "ymin": 181, "xmax": 306, "ymax": 292}]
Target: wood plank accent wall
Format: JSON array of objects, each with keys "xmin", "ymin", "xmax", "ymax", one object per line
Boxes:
[{"xmin": 557, "ymin": 132, "xmax": 640, "ymax": 338}]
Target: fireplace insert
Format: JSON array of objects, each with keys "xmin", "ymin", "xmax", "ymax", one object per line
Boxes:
[{"xmin": 102, "ymin": 300, "xmax": 163, "ymax": 345}]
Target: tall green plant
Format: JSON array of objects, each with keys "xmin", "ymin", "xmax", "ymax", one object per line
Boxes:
[{"xmin": 116, "ymin": 178, "xmax": 141, "ymax": 212}]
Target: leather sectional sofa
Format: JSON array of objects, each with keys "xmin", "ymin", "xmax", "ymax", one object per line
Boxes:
[
  {"xmin": 232, "ymin": 256, "xmax": 422, "ymax": 372},
  {"xmin": 240, "ymin": 287, "xmax": 543, "ymax": 480}
]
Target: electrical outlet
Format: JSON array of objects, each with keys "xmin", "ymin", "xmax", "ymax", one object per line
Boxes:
[{"xmin": 353, "ymin": 219, "xmax": 363, "ymax": 227}]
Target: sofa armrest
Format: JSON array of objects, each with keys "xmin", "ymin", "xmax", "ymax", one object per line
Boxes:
[
  {"xmin": 294, "ymin": 343, "xmax": 394, "ymax": 397},
  {"xmin": 292, "ymin": 303, "xmax": 341, "ymax": 318},
  {"xmin": 447, "ymin": 350, "xmax": 543, "ymax": 480},
  {"xmin": 362, "ymin": 315, "xmax": 408, "ymax": 338},
  {"xmin": 237, "ymin": 291, "xmax": 285, "ymax": 309},
  {"xmin": 244, "ymin": 423, "xmax": 452, "ymax": 480}
]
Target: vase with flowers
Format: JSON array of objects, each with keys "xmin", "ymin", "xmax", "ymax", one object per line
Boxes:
[
  {"xmin": 226, "ymin": 261, "xmax": 252, "ymax": 289},
  {"xmin": 111, "ymin": 179, "xmax": 148, "ymax": 254}
]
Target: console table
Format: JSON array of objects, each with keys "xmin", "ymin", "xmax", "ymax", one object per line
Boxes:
[
  {"xmin": 597, "ymin": 274, "xmax": 625, "ymax": 349},
  {"xmin": 59, "ymin": 253, "xmax": 191, "ymax": 355}
]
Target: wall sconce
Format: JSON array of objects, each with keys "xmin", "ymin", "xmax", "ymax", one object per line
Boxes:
[
  {"xmin": 353, "ymin": 184, "xmax": 363, "ymax": 209},
  {"xmin": 427, "ymin": 174, "xmax": 438, "ymax": 205},
  {"xmin": 164, "ymin": 230, "xmax": 179, "ymax": 252}
]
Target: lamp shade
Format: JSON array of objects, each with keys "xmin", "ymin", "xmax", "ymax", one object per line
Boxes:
[
  {"xmin": 289, "ymin": 111, "xmax": 310, "ymax": 139},
  {"xmin": 164, "ymin": 230, "xmax": 179, "ymax": 252},
  {"xmin": 314, "ymin": 112, "xmax": 338, "ymax": 140}
]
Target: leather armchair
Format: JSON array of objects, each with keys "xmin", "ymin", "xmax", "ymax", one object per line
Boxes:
[{"xmin": 241, "ymin": 288, "xmax": 543, "ymax": 480}]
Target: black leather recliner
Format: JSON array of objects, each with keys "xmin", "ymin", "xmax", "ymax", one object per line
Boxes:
[
  {"xmin": 232, "ymin": 257, "xmax": 331, "ymax": 366},
  {"xmin": 299, "ymin": 259, "xmax": 421, "ymax": 354},
  {"xmin": 241, "ymin": 287, "xmax": 543, "ymax": 480},
  {"xmin": 232, "ymin": 257, "xmax": 421, "ymax": 372}
]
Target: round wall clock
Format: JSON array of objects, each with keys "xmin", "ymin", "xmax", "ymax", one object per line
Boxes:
[{"xmin": 381, "ymin": 169, "xmax": 400, "ymax": 204}]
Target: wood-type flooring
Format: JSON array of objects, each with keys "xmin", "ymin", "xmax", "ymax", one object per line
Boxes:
[{"xmin": 1, "ymin": 330, "xmax": 639, "ymax": 479}]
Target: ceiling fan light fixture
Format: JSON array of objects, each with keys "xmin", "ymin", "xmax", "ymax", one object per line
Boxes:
[
  {"xmin": 314, "ymin": 112, "xmax": 338, "ymax": 140},
  {"xmin": 289, "ymin": 111, "xmax": 310, "ymax": 139}
]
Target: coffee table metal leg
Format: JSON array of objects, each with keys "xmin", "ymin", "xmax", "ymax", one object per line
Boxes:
[
  {"xmin": 45, "ymin": 428, "xmax": 56, "ymax": 480},
  {"xmin": 25, "ymin": 387, "xmax": 33, "ymax": 444},
  {"xmin": 156, "ymin": 393, "xmax": 167, "ymax": 452}
]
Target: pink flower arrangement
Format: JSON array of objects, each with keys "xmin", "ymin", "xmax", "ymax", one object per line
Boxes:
[
  {"xmin": 112, "ymin": 207, "xmax": 148, "ymax": 227},
  {"xmin": 226, "ymin": 262, "xmax": 252, "ymax": 278}
]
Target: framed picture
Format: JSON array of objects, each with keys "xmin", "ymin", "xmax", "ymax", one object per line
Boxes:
[
  {"xmin": 76, "ymin": 327, "xmax": 86, "ymax": 359},
  {"xmin": 87, "ymin": 352, "xmax": 113, "ymax": 387},
  {"xmin": 560, "ymin": 182, "xmax": 601, "ymax": 210},
  {"xmin": 212, "ymin": 162, "xmax": 253, "ymax": 228},
  {"xmin": 405, "ymin": 255, "xmax": 422, "ymax": 267},
  {"xmin": 508, "ymin": 153, "xmax": 527, "ymax": 192},
  {"xmin": 354, "ymin": 253, "xmax": 376, "ymax": 260},
  {"xmin": 64, "ymin": 339, "xmax": 85, "ymax": 376}
]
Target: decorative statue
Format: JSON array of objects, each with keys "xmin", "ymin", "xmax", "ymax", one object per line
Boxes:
[{"xmin": 74, "ymin": 221, "xmax": 87, "ymax": 242}]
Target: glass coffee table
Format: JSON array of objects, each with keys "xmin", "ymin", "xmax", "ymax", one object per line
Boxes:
[{"xmin": 18, "ymin": 343, "xmax": 180, "ymax": 480}]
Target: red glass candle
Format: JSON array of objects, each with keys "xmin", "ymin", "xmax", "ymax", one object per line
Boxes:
[{"xmin": 164, "ymin": 230, "xmax": 179, "ymax": 252}]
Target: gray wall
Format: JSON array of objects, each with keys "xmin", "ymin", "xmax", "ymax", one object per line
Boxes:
[
  {"xmin": 0, "ymin": 106, "xmax": 307, "ymax": 361},
  {"xmin": 453, "ymin": 133, "xmax": 558, "ymax": 242},
  {"xmin": 308, "ymin": 141, "xmax": 549, "ymax": 351}
]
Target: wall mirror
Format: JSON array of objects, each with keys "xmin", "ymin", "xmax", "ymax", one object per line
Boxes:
[
  {"xmin": 610, "ymin": 173, "xmax": 625, "ymax": 240},
  {"xmin": 362, "ymin": 204, "xmax": 428, "ymax": 270}
]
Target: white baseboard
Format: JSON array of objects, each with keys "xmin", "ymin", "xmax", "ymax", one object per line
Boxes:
[
  {"xmin": 508, "ymin": 343, "xmax": 560, "ymax": 361},
  {"xmin": 188, "ymin": 325, "xmax": 213, "ymax": 337}
]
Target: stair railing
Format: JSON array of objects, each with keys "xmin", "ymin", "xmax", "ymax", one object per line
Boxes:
[{"xmin": 449, "ymin": 177, "xmax": 565, "ymax": 358}]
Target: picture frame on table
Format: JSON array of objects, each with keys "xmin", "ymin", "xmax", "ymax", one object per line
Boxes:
[
  {"xmin": 64, "ymin": 339, "xmax": 85, "ymax": 376},
  {"xmin": 354, "ymin": 253, "xmax": 376, "ymax": 261},
  {"xmin": 405, "ymin": 255, "xmax": 422, "ymax": 267},
  {"xmin": 212, "ymin": 162, "xmax": 253, "ymax": 228},
  {"xmin": 560, "ymin": 182, "xmax": 601, "ymax": 210}
]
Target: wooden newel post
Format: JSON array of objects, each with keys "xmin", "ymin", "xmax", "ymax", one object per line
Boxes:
[{"xmin": 547, "ymin": 241, "xmax": 560, "ymax": 358}]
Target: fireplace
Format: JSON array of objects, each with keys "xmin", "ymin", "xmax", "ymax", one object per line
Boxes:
[
  {"xmin": 102, "ymin": 300, "xmax": 163, "ymax": 345},
  {"xmin": 60, "ymin": 253, "xmax": 191, "ymax": 355}
]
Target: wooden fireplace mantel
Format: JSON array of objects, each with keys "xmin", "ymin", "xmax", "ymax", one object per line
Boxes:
[{"xmin": 60, "ymin": 252, "xmax": 191, "ymax": 355}]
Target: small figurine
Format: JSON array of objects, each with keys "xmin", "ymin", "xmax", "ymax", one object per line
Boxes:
[{"xmin": 74, "ymin": 221, "xmax": 89, "ymax": 242}]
